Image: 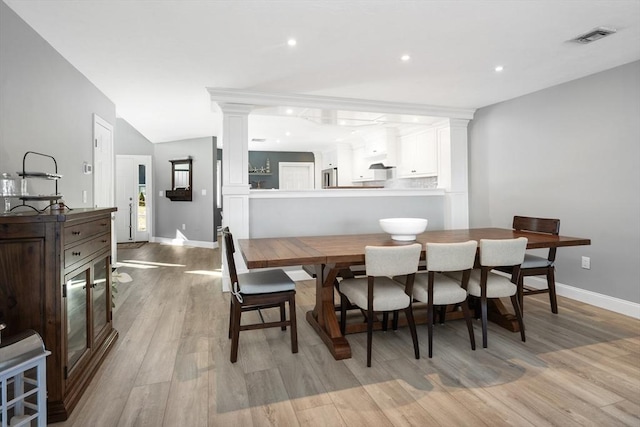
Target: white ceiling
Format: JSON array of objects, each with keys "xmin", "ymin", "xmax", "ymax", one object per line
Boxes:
[{"xmin": 4, "ymin": 0, "xmax": 640, "ymax": 151}]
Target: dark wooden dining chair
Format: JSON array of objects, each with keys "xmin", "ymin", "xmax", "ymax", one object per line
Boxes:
[
  {"xmin": 338, "ymin": 244, "xmax": 422, "ymax": 367},
  {"xmin": 222, "ymin": 227, "xmax": 298, "ymax": 363},
  {"xmin": 461, "ymin": 238, "xmax": 528, "ymax": 348},
  {"xmin": 409, "ymin": 241, "xmax": 478, "ymax": 358},
  {"xmin": 498, "ymin": 216, "xmax": 561, "ymax": 313}
]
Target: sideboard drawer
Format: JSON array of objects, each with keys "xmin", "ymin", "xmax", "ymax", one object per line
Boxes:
[
  {"xmin": 64, "ymin": 219, "xmax": 110, "ymax": 246},
  {"xmin": 64, "ymin": 233, "xmax": 110, "ymax": 269}
]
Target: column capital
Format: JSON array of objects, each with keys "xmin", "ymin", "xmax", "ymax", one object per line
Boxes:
[
  {"xmin": 216, "ymin": 102, "xmax": 254, "ymax": 115},
  {"xmin": 449, "ymin": 118, "xmax": 470, "ymax": 129}
]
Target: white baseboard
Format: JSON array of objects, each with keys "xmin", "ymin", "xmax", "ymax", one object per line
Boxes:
[
  {"xmin": 523, "ymin": 276, "xmax": 640, "ymax": 319},
  {"xmin": 151, "ymin": 236, "xmax": 218, "ymax": 249}
]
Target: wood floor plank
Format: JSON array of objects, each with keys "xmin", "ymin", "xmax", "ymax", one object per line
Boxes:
[
  {"xmin": 117, "ymin": 382, "xmax": 170, "ymax": 427},
  {"xmin": 295, "ymin": 404, "xmax": 347, "ymax": 427},
  {"xmin": 245, "ymin": 368, "xmax": 301, "ymax": 427},
  {"xmin": 163, "ymin": 350, "xmax": 209, "ymax": 426}
]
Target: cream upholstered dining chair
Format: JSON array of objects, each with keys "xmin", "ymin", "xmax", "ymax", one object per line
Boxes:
[
  {"xmin": 338, "ymin": 244, "xmax": 422, "ymax": 367},
  {"xmin": 409, "ymin": 241, "xmax": 478, "ymax": 358},
  {"xmin": 222, "ymin": 227, "xmax": 298, "ymax": 363},
  {"xmin": 497, "ymin": 216, "xmax": 561, "ymax": 314},
  {"xmin": 464, "ymin": 237, "xmax": 528, "ymax": 348}
]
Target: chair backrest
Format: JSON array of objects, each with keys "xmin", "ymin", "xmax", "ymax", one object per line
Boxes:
[
  {"xmin": 513, "ymin": 216, "xmax": 560, "ymax": 261},
  {"xmin": 426, "ymin": 240, "xmax": 477, "ymax": 272},
  {"xmin": 222, "ymin": 227, "xmax": 239, "ymax": 291},
  {"xmin": 479, "ymin": 238, "xmax": 528, "ymax": 267},
  {"xmin": 513, "ymin": 216, "xmax": 560, "ymax": 235},
  {"xmin": 365, "ymin": 244, "xmax": 422, "ymax": 277}
]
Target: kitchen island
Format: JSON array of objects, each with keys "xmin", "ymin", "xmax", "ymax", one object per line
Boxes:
[{"xmin": 249, "ymin": 188, "xmax": 445, "ymax": 238}]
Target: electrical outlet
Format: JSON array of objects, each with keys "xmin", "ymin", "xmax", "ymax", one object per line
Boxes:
[
  {"xmin": 82, "ymin": 190, "xmax": 87, "ymax": 203},
  {"xmin": 581, "ymin": 256, "xmax": 591, "ymax": 269}
]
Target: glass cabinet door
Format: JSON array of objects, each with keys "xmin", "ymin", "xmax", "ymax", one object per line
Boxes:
[
  {"xmin": 66, "ymin": 269, "xmax": 89, "ymax": 371},
  {"xmin": 92, "ymin": 256, "xmax": 110, "ymax": 343}
]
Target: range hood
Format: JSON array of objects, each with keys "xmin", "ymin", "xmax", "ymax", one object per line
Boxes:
[{"xmin": 369, "ymin": 162, "xmax": 395, "ymax": 170}]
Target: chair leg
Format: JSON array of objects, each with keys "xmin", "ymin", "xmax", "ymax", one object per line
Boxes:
[
  {"xmin": 548, "ymin": 267, "xmax": 558, "ymax": 314},
  {"xmin": 228, "ymin": 298, "xmax": 234, "ymax": 339},
  {"xmin": 439, "ymin": 306, "xmax": 447, "ymax": 324},
  {"xmin": 392, "ymin": 310, "xmax": 399, "ymax": 330},
  {"xmin": 367, "ymin": 305, "xmax": 374, "ymax": 367},
  {"xmin": 511, "ymin": 294, "xmax": 526, "ymax": 342},
  {"xmin": 427, "ymin": 302, "xmax": 434, "ymax": 358},
  {"xmin": 518, "ymin": 273, "xmax": 525, "ymax": 315},
  {"xmin": 405, "ymin": 306, "xmax": 420, "ymax": 360},
  {"xmin": 481, "ymin": 296, "xmax": 488, "ymax": 348},
  {"xmin": 280, "ymin": 301, "xmax": 287, "ymax": 331},
  {"xmin": 340, "ymin": 293, "xmax": 348, "ymax": 335},
  {"xmin": 289, "ymin": 293, "xmax": 298, "ymax": 354},
  {"xmin": 461, "ymin": 300, "xmax": 476, "ymax": 351},
  {"xmin": 230, "ymin": 299, "xmax": 242, "ymax": 363},
  {"xmin": 382, "ymin": 312, "xmax": 389, "ymax": 331}
]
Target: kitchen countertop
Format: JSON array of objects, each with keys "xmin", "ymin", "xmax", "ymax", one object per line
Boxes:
[{"xmin": 249, "ymin": 188, "xmax": 444, "ymax": 198}]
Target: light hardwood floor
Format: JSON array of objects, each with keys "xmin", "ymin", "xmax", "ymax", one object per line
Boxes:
[{"xmin": 52, "ymin": 243, "xmax": 640, "ymax": 426}]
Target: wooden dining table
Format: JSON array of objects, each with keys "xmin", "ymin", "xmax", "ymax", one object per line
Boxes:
[{"xmin": 238, "ymin": 228, "xmax": 590, "ymax": 360}]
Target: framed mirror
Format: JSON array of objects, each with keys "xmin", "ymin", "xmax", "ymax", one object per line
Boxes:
[{"xmin": 166, "ymin": 158, "xmax": 192, "ymax": 201}]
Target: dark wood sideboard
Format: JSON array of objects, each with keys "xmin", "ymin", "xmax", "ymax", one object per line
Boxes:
[{"xmin": 0, "ymin": 207, "xmax": 118, "ymax": 422}]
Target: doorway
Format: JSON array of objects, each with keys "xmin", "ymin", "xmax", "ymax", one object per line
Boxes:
[
  {"xmin": 93, "ymin": 114, "xmax": 116, "ymax": 257},
  {"xmin": 278, "ymin": 162, "xmax": 315, "ymax": 190},
  {"xmin": 115, "ymin": 155, "xmax": 152, "ymax": 242}
]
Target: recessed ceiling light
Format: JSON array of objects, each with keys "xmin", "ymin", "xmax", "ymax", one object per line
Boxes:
[
  {"xmin": 286, "ymin": 109, "xmax": 293, "ymax": 115},
  {"xmin": 495, "ymin": 65, "xmax": 504, "ymax": 72},
  {"xmin": 401, "ymin": 54, "xmax": 411, "ymax": 62},
  {"xmin": 285, "ymin": 131, "xmax": 291, "ymax": 136},
  {"xmin": 287, "ymin": 39, "xmax": 297, "ymax": 47}
]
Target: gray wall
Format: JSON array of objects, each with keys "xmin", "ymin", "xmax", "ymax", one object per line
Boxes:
[
  {"xmin": 154, "ymin": 137, "xmax": 215, "ymax": 243},
  {"xmin": 0, "ymin": 1, "xmax": 116, "ymax": 208},
  {"xmin": 249, "ymin": 151, "xmax": 315, "ymax": 189},
  {"xmin": 115, "ymin": 118, "xmax": 154, "ymax": 156},
  {"xmin": 250, "ymin": 195, "xmax": 444, "ymax": 238},
  {"xmin": 468, "ymin": 60, "xmax": 640, "ymax": 303}
]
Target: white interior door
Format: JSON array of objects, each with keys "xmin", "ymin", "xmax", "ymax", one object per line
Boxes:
[
  {"xmin": 115, "ymin": 155, "xmax": 152, "ymax": 242},
  {"xmin": 279, "ymin": 162, "xmax": 315, "ymax": 190},
  {"xmin": 93, "ymin": 114, "xmax": 116, "ymax": 257}
]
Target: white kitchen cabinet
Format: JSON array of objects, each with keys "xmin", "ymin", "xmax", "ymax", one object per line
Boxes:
[
  {"xmin": 362, "ymin": 128, "xmax": 397, "ymax": 160},
  {"xmin": 322, "ymin": 149, "xmax": 338, "ymax": 169},
  {"xmin": 398, "ymin": 129, "xmax": 438, "ymax": 177},
  {"xmin": 351, "ymin": 146, "xmax": 374, "ymax": 181}
]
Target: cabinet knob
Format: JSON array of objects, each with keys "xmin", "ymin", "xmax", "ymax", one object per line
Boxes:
[
  {"xmin": 72, "ymin": 251, "xmax": 81, "ymax": 256},
  {"xmin": 72, "ymin": 231, "xmax": 81, "ymax": 236},
  {"xmin": 101, "ymin": 239, "xmax": 108, "ymax": 243}
]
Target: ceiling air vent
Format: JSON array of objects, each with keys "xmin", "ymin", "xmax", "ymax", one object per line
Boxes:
[
  {"xmin": 251, "ymin": 138, "xmax": 266, "ymax": 142},
  {"xmin": 571, "ymin": 27, "xmax": 617, "ymax": 44}
]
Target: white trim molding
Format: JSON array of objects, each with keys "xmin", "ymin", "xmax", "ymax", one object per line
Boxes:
[
  {"xmin": 207, "ymin": 87, "xmax": 476, "ymax": 120},
  {"xmin": 151, "ymin": 236, "xmax": 217, "ymax": 249},
  {"xmin": 523, "ymin": 276, "xmax": 640, "ymax": 319}
]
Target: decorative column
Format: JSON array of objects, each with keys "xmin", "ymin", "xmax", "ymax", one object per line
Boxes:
[
  {"xmin": 440, "ymin": 118, "xmax": 470, "ymax": 229},
  {"xmin": 218, "ymin": 102, "xmax": 253, "ymax": 291}
]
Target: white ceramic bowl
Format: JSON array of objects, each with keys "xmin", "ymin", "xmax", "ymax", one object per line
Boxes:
[{"xmin": 379, "ymin": 218, "xmax": 428, "ymax": 241}]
